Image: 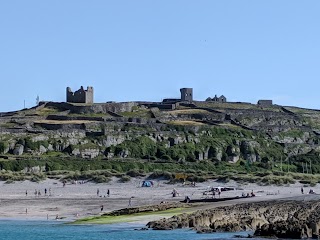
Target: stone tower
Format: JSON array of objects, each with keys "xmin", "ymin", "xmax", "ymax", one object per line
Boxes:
[
  {"xmin": 180, "ymin": 88, "xmax": 193, "ymax": 102},
  {"xmin": 66, "ymin": 86, "xmax": 94, "ymax": 104}
]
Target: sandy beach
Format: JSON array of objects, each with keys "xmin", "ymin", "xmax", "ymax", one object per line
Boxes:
[{"xmin": 0, "ymin": 177, "xmax": 318, "ymax": 222}]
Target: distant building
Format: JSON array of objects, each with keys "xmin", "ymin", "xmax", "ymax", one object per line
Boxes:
[
  {"xmin": 257, "ymin": 100, "xmax": 273, "ymax": 107},
  {"xmin": 66, "ymin": 86, "xmax": 94, "ymax": 104},
  {"xmin": 206, "ymin": 95, "xmax": 227, "ymax": 103},
  {"xmin": 180, "ymin": 88, "xmax": 193, "ymax": 102}
]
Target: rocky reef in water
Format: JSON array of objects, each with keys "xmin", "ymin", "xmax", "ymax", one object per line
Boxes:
[{"xmin": 147, "ymin": 199, "xmax": 320, "ymax": 239}]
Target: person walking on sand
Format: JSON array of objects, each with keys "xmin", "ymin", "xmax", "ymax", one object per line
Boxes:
[
  {"xmin": 97, "ymin": 188, "xmax": 100, "ymax": 197},
  {"xmin": 301, "ymin": 187, "xmax": 304, "ymax": 194},
  {"xmin": 107, "ymin": 189, "xmax": 110, "ymax": 197},
  {"xmin": 128, "ymin": 197, "xmax": 132, "ymax": 207}
]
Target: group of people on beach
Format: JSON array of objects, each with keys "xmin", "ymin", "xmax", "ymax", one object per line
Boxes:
[
  {"xmin": 26, "ymin": 188, "xmax": 52, "ymax": 197},
  {"xmin": 211, "ymin": 187, "xmax": 222, "ymax": 198},
  {"xmin": 301, "ymin": 187, "xmax": 316, "ymax": 194},
  {"xmin": 96, "ymin": 188, "xmax": 110, "ymax": 198},
  {"xmin": 241, "ymin": 190, "xmax": 255, "ymax": 198}
]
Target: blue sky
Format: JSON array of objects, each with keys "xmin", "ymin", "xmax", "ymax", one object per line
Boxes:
[{"xmin": 0, "ymin": 1, "xmax": 319, "ymax": 111}]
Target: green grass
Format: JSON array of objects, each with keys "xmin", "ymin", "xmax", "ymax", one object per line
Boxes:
[
  {"xmin": 36, "ymin": 107, "xmax": 61, "ymax": 116},
  {"xmin": 0, "ymin": 122, "xmax": 18, "ymax": 128},
  {"xmin": 73, "ymin": 207, "xmax": 188, "ymax": 224},
  {"xmin": 166, "ymin": 120, "xmax": 206, "ymax": 126},
  {"xmin": 169, "ymin": 109, "xmax": 212, "ymax": 115},
  {"xmin": 278, "ymin": 129, "xmax": 304, "ymax": 139}
]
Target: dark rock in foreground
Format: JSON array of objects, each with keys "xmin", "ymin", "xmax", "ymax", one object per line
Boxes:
[{"xmin": 147, "ymin": 198, "xmax": 320, "ymax": 239}]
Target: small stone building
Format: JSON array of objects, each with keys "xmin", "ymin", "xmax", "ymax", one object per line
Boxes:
[
  {"xmin": 66, "ymin": 86, "xmax": 94, "ymax": 104},
  {"xmin": 257, "ymin": 100, "xmax": 273, "ymax": 107},
  {"xmin": 206, "ymin": 95, "xmax": 227, "ymax": 103},
  {"xmin": 180, "ymin": 88, "xmax": 193, "ymax": 102}
]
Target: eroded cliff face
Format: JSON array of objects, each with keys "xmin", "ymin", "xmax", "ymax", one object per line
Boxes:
[{"xmin": 147, "ymin": 199, "xmax": 320, "ymax": 239}]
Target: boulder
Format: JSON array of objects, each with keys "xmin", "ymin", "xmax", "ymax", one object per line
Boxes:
[
  {"xmin": 13, "ymin": 144, "xmax": 24, "ymax": 155},
  {"xmin": 39, "ymin": 145, "xmax": 47, "ymax": 154}
]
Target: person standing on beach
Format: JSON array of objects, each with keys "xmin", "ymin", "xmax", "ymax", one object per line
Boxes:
[
  {"xmin": 107, "ymin": 189, "xmax": 110, "ymax": 197},
  {"xmin": 128, "ymin": 197, "xmax": 132, "ymax": 207},
  {"xmin": 97, "ymin": 188, "xmax": 100, "ymax": 197},
  {"xmin": 301, "ymin": 187, "xmax": 304, "ymax": 194}
]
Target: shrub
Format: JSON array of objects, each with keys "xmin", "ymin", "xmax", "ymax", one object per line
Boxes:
[
  {"xmin": 216, "ymin": 176, "xmax": 230, "ymax": 183},
  {"xmin": 299, "ymin": 179, "xmax": 317, "ymax": 187},
  {"xmin": 186, "ymin": 175, "xmax": 206, "ymax": 182},
  {"xmin": 148, "ymin": 171, "xmax": 173, "ymax": 180},
  {"xmin": 126, "ymin": 169, "xmax": 145, "ymax": 177},
  {"xmin": 91, "ymin": 175, "xmax": 110, "ymax": 183},
  {"xmin": 119, "ymin": 175, "xmax": 131, "ymax": 183},
  {"xmin": 0, "ymin": 141, "xmax": 8, "ymax": 154}
]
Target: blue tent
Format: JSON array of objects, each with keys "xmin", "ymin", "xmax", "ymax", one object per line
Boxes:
[{"xmin": 142, "ymin": 181, "xmax": 153, "ymax": 187}]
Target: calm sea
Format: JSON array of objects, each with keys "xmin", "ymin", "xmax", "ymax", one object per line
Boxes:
[{"xmin": 0, "ymin": 220, "xmax": 265, "ymax": 240}]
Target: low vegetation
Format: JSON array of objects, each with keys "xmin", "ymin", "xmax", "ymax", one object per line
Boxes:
[{"xmin": 0, "ymin": 156, "xmax": 319, "ymax": 186}]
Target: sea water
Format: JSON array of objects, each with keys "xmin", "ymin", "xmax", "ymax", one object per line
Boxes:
[{"xmin": 0, "ymin": 220, "xmax": 264, "ymax": 240}]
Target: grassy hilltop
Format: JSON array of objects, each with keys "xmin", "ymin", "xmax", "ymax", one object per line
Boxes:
[{"xmin": 0, "ymin": 101, "xmax": 320, "ymax": 184}]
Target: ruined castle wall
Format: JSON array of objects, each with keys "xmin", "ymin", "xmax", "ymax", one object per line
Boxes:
[
  {"xmin": 180, "ymin": 88, "xmax": 193, "ymax": 102},
  {"xmin": 66, "ymin": 87, "xmax": 93, "ymax": 104},
  {"xmin": 85, "ymin": 87, "xmax": 94, "ymax": 104},
  {"xmin": 45, "ymin": 102, "xmax": 137, "ymax": 114}
]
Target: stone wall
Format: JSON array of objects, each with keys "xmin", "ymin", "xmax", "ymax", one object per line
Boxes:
[
  {"xmin": 45, "ymin": 101, "xmax": 137, "ymax": 114},
  {"xmin": 257, "ymin": 100, "xmax": 273, "ymax": 107}
]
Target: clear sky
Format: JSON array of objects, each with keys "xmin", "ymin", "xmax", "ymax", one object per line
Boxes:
[{"xmin": 0, "ymin": 1, "xmax": 319, "ymax": 112}]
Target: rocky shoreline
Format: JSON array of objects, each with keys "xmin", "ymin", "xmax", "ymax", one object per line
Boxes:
[{"xmin": 147, "ymin": 196, "xmax": 320, "ymax": 239}]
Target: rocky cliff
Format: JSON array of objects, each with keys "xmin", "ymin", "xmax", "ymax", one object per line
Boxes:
[{"xmin": 0, "ymin": 101, "xmax": 320, "ymax": 174}]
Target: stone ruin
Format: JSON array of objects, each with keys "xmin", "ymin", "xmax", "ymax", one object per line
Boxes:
[
  {"xmin": 180, "ymin": 88, "xmax": 193, "ymax": 102},
  {"xmin": 257, "ymin": 100, "xmax": 273, "ymax": 107},
  {"xmin": 206, "ymin": 94, "xmax": 227, "ymax": 103},
  {"xmin": 66, "ymin": 86, "xmax": 94, "ymax": 104}
]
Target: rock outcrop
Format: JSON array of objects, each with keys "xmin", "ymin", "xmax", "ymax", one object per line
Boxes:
[{"xmin": 147, "ymin": 199, "xmax": 320, "ymax": 239}]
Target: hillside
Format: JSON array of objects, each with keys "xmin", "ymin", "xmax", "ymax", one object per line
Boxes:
[{"xmin": 1, "ymin": 101, "xmax": 320, "ymax": 183}]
